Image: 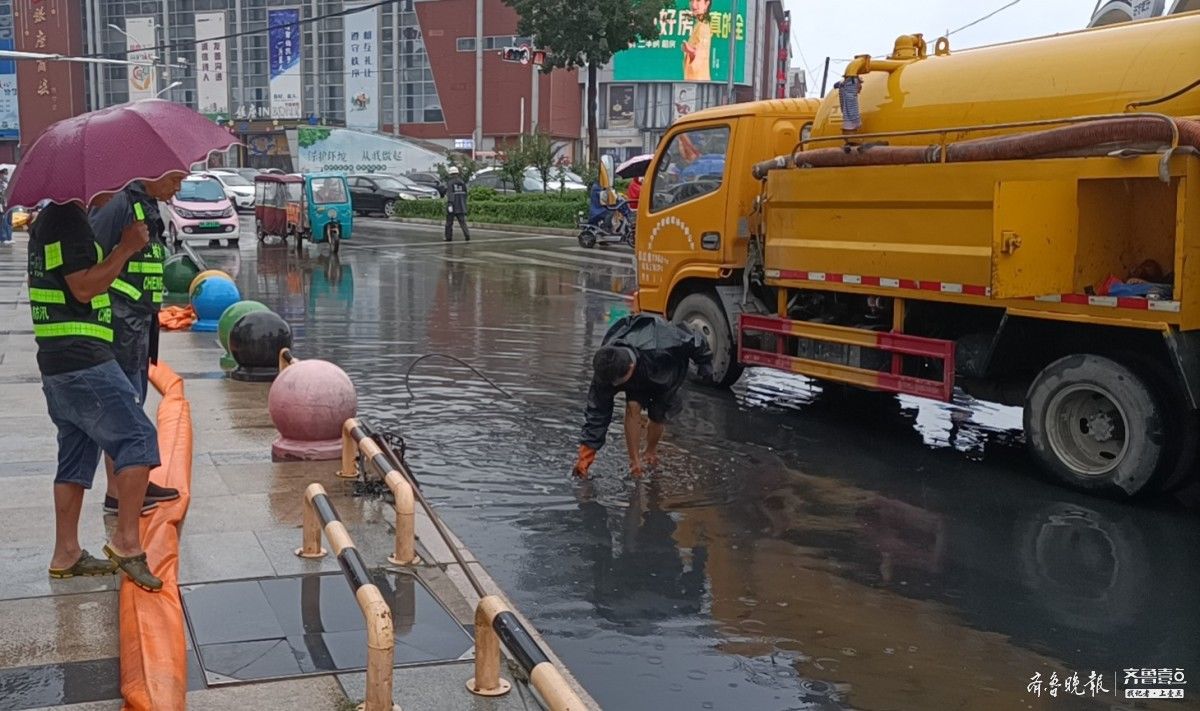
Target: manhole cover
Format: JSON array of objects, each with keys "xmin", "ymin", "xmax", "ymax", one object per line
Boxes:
[{"xmin": 182, "ymin": 571, "xmax": 472, "ymax": 686}]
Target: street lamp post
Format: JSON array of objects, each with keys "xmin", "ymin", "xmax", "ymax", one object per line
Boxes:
[{"xmin": 156, "ymin": 80, "xmax": 182, "ymax": 99}]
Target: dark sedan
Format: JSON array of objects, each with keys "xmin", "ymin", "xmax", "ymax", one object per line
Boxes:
[
  {"xmin": 348, "ymin": 174, "xmax": 439, "ymax": 216},
  {"xmin": 405, "ymin": 171, "xmax": 447, "ymax": 197}
]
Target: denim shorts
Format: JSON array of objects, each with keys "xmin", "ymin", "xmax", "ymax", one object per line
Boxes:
[{"xmin": 41, "ymin": 360, "xmax": 161, "ymax": 488}]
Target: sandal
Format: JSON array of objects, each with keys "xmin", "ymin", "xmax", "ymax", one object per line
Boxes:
[
  {"xmin": 102, "ymin": 544, "xmax": 163, "ymax": 592},
  {"xmin": 48, "ymin": 550, "xmax": 117, "ymax": 579}
]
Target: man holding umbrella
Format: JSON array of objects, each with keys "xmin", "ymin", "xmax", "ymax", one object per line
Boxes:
[
  {"xmin": 9, "ymin": 100, "xmax": 238, "ymax": 592},
  {"xmin": 90, "ymin": 175, "xmax": 183, "ymax": 516}
]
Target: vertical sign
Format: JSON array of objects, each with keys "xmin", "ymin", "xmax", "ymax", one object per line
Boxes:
[
  {"xmin": 342, "ymin": 4, "xmax": 379, "ymax": 131},
  {"xmin": 268, "ymin": 8, "xmax": 302, "ymax": 119},
  {"xmin": 125, "ymin": 17, "xmax": 157, "ymax": 101},
  {"xmin": 0, "ymin": 0, "xmax": 18, "ymax": 140},
  {"xmin": 195, "ymin": 12, "xmax": 228, "ymax": 119},
  {"xmin": 14, "ymin": 0, "xmax": 86, "ymax": 145}
]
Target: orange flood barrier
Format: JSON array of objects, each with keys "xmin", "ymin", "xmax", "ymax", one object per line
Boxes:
[{"xmin": 119, "ymin": 362, "xmax": 193, "ymax": 711}]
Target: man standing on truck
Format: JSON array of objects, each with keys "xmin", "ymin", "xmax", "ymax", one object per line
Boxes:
[{"xmin": 573, "ymin": 313, "xmax": 714, "ymax": 478}]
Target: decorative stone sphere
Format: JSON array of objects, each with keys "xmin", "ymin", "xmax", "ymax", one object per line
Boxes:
[
  {"xmin": 163, "ymin": 253, "xmax": 200, "ymax": 296},
  {"xmin": 191, "ymin": 277, "xmax": 241, "ymax": 333},
  {"xmin": 229, "ymin": 310, "xmax": 293, "ymax": 382},
  {"xmin": 218, "ymin": 300, "xmax": 270, "ymax": 370},
  {"xmin": 189, "ymin": 269, "xmax": 233, "ymax": 296},
  {"xmin": 219, "ymin": 300, "xmax": 270, "ymax": 353},
  {"xmin": 268, "ymin": 359, "xmax": 358, "ymax": 460}
]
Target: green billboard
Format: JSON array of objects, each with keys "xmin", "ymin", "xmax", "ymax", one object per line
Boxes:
[{"xmin": 613, "ymin": 0, "xmax": 746, "ymax": 83}]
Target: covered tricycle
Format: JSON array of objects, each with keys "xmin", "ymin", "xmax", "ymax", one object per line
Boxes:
[{"xmin": 254, "ymin": 173, "xmax": 353, "ymax": 254}]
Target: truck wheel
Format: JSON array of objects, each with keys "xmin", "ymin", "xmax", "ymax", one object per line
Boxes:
[
  {"xmin": 672, "ymin": 292, "xmax": 743, "ymax": 388},
  {"xmin": 1024, "ymin": 355, "xmax": 1167, "ymax": 497}
]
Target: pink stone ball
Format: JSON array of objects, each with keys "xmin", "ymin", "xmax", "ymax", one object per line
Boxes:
[{"xmin": 267, "ymin": 359, "xmax": 358, "ymax": 442}]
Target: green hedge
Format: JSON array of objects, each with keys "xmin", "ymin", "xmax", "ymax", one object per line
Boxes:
[{"xmin": 393, "ymin": 192, "xmax": 588, "ymax": 229}]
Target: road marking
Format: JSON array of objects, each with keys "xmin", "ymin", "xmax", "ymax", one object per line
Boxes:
[
  {"xmin": 344, "ymin": 234, "xmax": 567, "ymax": 250},
  {"xmin": 560, "ymin": 245, "xmax": 634, "ymax": 258},
  {"xmin": 475, "ymin": 251, "xmax": 587, "ymax": 271},
  {"xmin": 519, "ymin": 248, "xmax": 633, "ymax": 268}
]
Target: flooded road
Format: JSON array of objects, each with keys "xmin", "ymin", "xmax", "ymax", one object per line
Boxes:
[{"xmin": 201, "ymin": 218, "xmax": 1200, "ymax": 710}]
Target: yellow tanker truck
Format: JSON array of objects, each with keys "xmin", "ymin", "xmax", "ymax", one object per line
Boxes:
[{"xmin": 634, "ymin": 11, "xmax": 1200, "ymax": 498}]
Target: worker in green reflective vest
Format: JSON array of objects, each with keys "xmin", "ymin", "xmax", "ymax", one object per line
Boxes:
[
  {"xmin": 90, "ymin": 176, "xmax": 184, "ymax": 517},
  {"xmin": 29, "ymin": 200, "xmax": 164, "ymax": 592}
]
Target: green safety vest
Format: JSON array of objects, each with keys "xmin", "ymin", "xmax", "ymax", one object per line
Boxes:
[
  {"xmin": 110, "ymin": 216, "xmax": 166, "ymax": 307},
  {"xmin": 28, "ymin": 239, "xmax": 114, "ymax": 343}
]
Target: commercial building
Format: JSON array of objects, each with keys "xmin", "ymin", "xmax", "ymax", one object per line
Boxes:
[
  {"xmin": 591, "ymin": 0, "xmax": 792, "ymax": 161},
  {"xmin": 12, "ymin": 1, "xmax": 581, "ymax": 166}
]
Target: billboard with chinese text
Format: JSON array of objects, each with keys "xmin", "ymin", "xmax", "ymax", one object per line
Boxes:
[
  {"xmin": 297, "ymin": 127, "xmax": 443, "ymax": 175},
  {"xmin": 125, "ymin": 17, "xmax": 156, "ymax": 100},
  {"xmin": 15, "ymin": 0, "xmax": 86, "ymax": 144},
  {"xmin": 0, "ymin": 37, "xmax": 17, "ymax": 140},
  {"xmin": 343, "ymin": 4, "xmax": 379, "ymax": 131},
  {"xmin": 268, "ymin": 8, "xmax": 302, "ymax": 119},
  {"xmin": 612, "ymin": 0, "xmax": 745, "ymax": 83},
  {"xmin": 195, "ymin": 12, "xmax": 228, "ymax": 119}
]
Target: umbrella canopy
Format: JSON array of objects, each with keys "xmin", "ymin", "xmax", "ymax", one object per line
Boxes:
[
  {"xmin": 7, "ymin": 99, "xmax": 240, "ymax": 208},
  {"xmin": 616, "ymin": 153, "xmax": 654, "ymax": 179}
]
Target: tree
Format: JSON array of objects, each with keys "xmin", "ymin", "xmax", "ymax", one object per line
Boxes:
[
  {"xmin": 497, "ymin": 139, "xmax": 528, "ymax": 193},
  {"xmin": 524, "ymin": 130, "xmax": 556, "ymax": 193},
  {"xmin": 435, "ymin": 152, "xmax": 481, "ymax": 184},
  {"xmin": 502, "ymin": 0, "xmax": 670, "ymax": 165}
]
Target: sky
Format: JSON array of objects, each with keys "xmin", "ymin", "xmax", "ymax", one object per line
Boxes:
[{"xmin": 783, "ymin": 0, "xmax": 1104, "ymax": 96}]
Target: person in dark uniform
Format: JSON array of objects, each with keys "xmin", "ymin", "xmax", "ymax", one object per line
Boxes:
[
  {"xmin": 444, "ymin": 167, "xmax": 470, "ymax": 242},
  {"xmin": 89, "ymin": 176, "xmax": 183, "ymax": 515},
  {"xmin": 573, "ymin": 314, "xmax": 713, "ymax": 478},
  {"xmin": 29, "ymin": 200, "xmax": 163, "ymax": 591}
]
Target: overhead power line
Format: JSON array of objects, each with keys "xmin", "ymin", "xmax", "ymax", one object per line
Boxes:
[{"xmin": 947, "ymin": 0, "xmax": 1024, "ymax": 37}]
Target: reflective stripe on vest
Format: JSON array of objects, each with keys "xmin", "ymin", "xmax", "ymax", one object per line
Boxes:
[
  {"xmin": 29, "ymin": 287, "xmax": 66, "ymax": 304},
  {"xmin": 45, "ymin": 242, "xmax": 63, "ymax": 270},
  {"xmin": 126, "ymin": 261, "xmax": 164, "ymax": 274},
  {"xmin": 33, "ymin": 322, "xmax": 114, "ymax": 341},
  {"xmin": 111, "ymin": 278, "xmax": 143, "ymax": 302}
]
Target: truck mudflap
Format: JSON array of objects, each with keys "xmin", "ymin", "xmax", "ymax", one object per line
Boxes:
[{"xmin": 738, "ymin": 314, "xmax": 957, "ymax": 401}]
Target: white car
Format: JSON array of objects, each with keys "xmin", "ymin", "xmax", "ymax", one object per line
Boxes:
[{"xmin": 202, "ymin": 170, "xmax": 256, "ymax": 211}]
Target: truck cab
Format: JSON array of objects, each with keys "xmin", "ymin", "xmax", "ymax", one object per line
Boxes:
[{"xmin": 636, "ymin": 98, "xmax": 820, "ymax": 385}]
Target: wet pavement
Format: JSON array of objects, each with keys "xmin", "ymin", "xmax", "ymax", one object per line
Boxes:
[{"xmin": 4, "ymin": 214, "xmax": 1200, "ymax": 710}]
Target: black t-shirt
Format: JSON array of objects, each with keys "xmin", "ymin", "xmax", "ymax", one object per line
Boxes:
[{"xmin": 30, "ymin": 203, "xmax": 115, "ymax": 375}]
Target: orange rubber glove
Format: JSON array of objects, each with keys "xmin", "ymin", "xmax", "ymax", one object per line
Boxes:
[{"xmin": 573, "ymin": 445, "xmax": 597, "ymax": 478}]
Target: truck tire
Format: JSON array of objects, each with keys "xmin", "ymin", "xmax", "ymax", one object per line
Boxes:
[
  {"xmin": 672, "ymin": 292, "xmax": 744, "ymax": 388},
  {"xmin": 1024, "ymin": 354, "xmax": 1168, "ymax": 497}
]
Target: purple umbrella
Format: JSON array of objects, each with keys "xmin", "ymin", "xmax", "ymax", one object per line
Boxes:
[{"xmin": 6, "ymin": 99, "xmax": 240, "ymax": 208}]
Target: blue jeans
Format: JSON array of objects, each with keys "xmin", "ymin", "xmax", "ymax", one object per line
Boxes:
[
  {"xmin": 0, "ymin": 210, "xmax": 11, "ymax": 243},
  {"xmin": 41, "ymin": 360, "xmax": 160, "ymax": 488}
]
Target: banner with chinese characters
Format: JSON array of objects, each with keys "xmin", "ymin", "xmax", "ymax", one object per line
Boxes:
[
  {"xmin": 15, "ymin": 0, "xmax": 86, "ymax": 144},
  {"xmin": 0, "ymin": 36, "xmax": 17, "ymax": 140},
  {"xmin": 342, "ymin": 4, "xmax": 379, "ymax": 131},
  {"xmin": 195, "ymin": 12, "xmax": 228, "ymax": 120},
  {"xmin": 125, "ymin": 17, "xmax": 157, "ymax": 101},
  {"xmin": 268, "ymin": 8, "xmax": 302, "ymax": 119},
  {"xmin": 297, "ymin": 128, "xmax": 442, "ymax": 175},
  {"xmin": 612, "ymin": 0, "xmax": 746, "ymax": 83}
]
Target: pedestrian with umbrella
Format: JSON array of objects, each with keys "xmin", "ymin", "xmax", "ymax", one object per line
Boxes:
[{"xmin": 7, "ymin": 100, "xmax": 238, "ymax": 592}]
